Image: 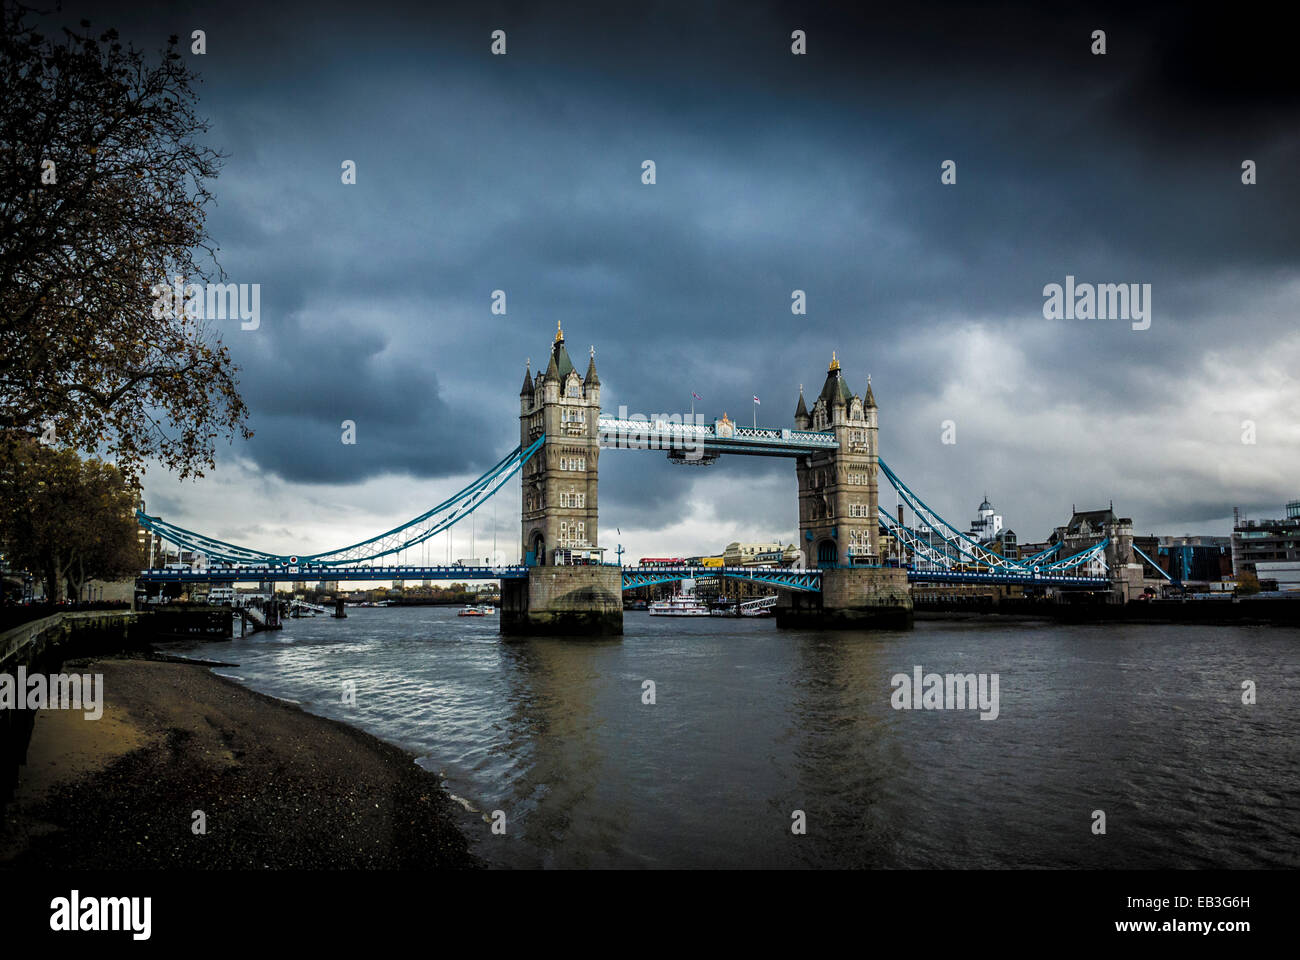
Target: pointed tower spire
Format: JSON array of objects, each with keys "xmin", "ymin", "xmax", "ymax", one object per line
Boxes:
[
  {"xmin": 819, "ymin": 352, "xmax": 852, "ymax": 407},
  {"xmin": 519, "ymin": 358, "xmax": 533, "ymax": 397},
  {"xmin": 545, "ymin": 323, "xmax": 575, "ymax": 381},
  {"xmin": 794, "ymin": 383, "xmax": 810, "ymax": 427},
  {"xmin": 584, "ymin": 344, "xmax": 600, "ymax": 385},
  {"xmin": 864, "ymin": 373, "xmax": 876, "ymax": 408}
]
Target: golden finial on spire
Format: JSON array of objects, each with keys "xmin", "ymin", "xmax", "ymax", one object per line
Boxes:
[
  {"xmin": 828, "ymin": 351, "xmax": 840, "ymax": 372},
  {"xmin": 555, "ymin": 320, "xmax": 564, "ymax": 342}
]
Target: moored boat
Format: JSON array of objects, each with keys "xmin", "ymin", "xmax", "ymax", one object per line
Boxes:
[{"xmin": 648, "ymin": 579, "xmax": 711, "ymax": 617}]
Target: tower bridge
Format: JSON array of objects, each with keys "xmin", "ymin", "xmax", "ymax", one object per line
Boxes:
[{"xmin": 137, "ymin": 322, "xmax": 1123, "ymax": 636}]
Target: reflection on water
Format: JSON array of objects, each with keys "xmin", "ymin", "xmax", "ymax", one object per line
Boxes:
[{"xmin": 168, "ymin": 609, "xmax": 1300, "ymax": 868}]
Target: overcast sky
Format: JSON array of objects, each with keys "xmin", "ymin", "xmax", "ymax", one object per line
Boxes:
[{"xmin": 52, "ymin": 1, "xmax": 1300, "ymax": 563}]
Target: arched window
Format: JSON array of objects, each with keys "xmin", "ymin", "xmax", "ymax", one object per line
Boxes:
[{"xmin": 817, "ymin": 539, "xmax": 838, "ymax": 565}]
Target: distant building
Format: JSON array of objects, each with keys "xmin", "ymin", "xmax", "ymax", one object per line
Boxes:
[
  {"xmin": 1050, "ymin": 505, "xmax": 1135, "ymax": 584},
  {"xmin": 967, "ymin": 496, "xmax": 1002, "ymax": 541},
  {"xmin": 722, "ymin": 542, "xmax": 800, "ymax": 567},
  {"xmin": 1232, "ymin": 502, "xmax": 1300, "ymax": 576},
  {"xmin": 1254, "ymin": 561, "xmax": 1300, "ymax": 592},
  {"xmin": 136, "ymin": 498, "xmax": 155, "ymax": 565},
  {"xmin": 965, "ymin": 497, "xmax": 1017, "ymax": 560},
  {"xmin": 1158, "ymin": 536, "xmax": 1232, "ymax": 582}
]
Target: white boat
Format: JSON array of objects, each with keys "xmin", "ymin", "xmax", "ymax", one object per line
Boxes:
[{"xmin": 648, "ymin": 579, "xmax": 711, "ymax": 617}]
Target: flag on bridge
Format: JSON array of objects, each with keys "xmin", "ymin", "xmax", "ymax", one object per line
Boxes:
[
  {"xmin": 692, "ymin": 391, "xmax": 702, "ymax": 400},
  {"xmin": 753, "ymin": 395, "xmax": 761, "ymax": 404}
]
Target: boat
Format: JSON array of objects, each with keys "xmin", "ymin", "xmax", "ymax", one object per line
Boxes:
[
  {"xmin": 457, "ymin": 604, "xmax": 487, "ymax": 617},
  {"xmin": 648, "ymin": 579, "xmax": 711, "ymax": 617}
]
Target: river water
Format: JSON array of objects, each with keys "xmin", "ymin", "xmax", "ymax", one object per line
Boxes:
[{"xmin": 168, "ymin": 608, "xmax": 1299, "ymax": 869}]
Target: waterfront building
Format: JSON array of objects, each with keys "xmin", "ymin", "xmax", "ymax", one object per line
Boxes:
[
  {"xmin": 1254, "ymin": 561, "xmax": 1300, "ymax": 592},
  {"xmin": 1050, "ymin": 505, "xmax": 1139, "ymax": 590},
  {"xmin": 1157, "ymin": 536, "xmax": 1232, "ymax": 582},
  {"xmin": 1231, "ymin": 501, "xmax": 1300, "ymax": 576}
]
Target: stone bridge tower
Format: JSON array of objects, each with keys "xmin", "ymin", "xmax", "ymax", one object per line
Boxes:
[
  {"xmin": 793, "ymin": 353, "xmax": 879, "ymax": 568},
  {"xmin": 779, "ymin": 353, "xmax": 912, "ymax": 630},
  {"xmin": 519, "ymin": 321, "xmax": 601, "ymax": 566},
  {"xmin": 505, "ymin": 325, "xmax": 622, "ymax": 636}
]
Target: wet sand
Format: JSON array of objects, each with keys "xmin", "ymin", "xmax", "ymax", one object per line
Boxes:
[{"xmin": 0, "ymin": 658, "xmax": 479, "ymax": 869}]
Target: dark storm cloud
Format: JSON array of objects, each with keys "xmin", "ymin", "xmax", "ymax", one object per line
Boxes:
[{"xmin": 38, "ymin": 0, "xmax": 1300, "ymax": 535}]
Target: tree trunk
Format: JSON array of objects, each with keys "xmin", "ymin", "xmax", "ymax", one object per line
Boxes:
[
  {"xmin": 45, "ymin": 552, "xmax": 62, "ymax": 602},
  {"xmin": 72, "ymin": 555, "xmax": 86, "ymax": 603}
]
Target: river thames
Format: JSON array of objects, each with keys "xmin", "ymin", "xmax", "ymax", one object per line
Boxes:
[{"xmin": 169, "ymin": 608, "xmax": 1299, "ymax": 869}]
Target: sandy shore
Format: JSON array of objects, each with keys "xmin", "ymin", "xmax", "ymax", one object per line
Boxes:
[{"xmin": 0, "ymin": 658, "xmax": 479, "ymax": 869}]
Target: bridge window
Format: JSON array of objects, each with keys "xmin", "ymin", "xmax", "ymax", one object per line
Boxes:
[{"xmin": 817, "ymin": 540, "xmax": 838, "ymax": 565}]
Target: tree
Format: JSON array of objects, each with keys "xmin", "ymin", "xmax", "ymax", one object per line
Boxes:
[
  {"xmin": 0, "ymin": 5, "xmax": 249, "ymax": 479},
  {"xmin": 0, "ymin": 437, "xmax": 144, "ymax": 601},
  {"xmin": 1236, "ymin": 571, "xmax": 1261, "ymax": 595}
]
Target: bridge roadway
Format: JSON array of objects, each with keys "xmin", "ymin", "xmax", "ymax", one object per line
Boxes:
[{"xmin": 137, "ymin": 564, "xmax": 1110, "ymax": 590}]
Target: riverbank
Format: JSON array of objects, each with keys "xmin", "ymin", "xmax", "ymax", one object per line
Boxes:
[{"xmin": 0, "ymin": 657, "xmax": 479, "ymax": 869}]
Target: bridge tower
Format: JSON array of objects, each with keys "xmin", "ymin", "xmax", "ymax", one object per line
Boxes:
[
  {"xmin": 518, "ymin": 321, "xmax": 602, "ymax": 566},
  {"xmin": 778, "ymin": 354, "xmax": 912, "ymax": 630},
  {"xmin": 793, "ymin": 352, "xmax": 880, "ymax": 567},
  {"xmin": 503, "ymin": 324, "xmax": 622, "ymax": 636}
]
